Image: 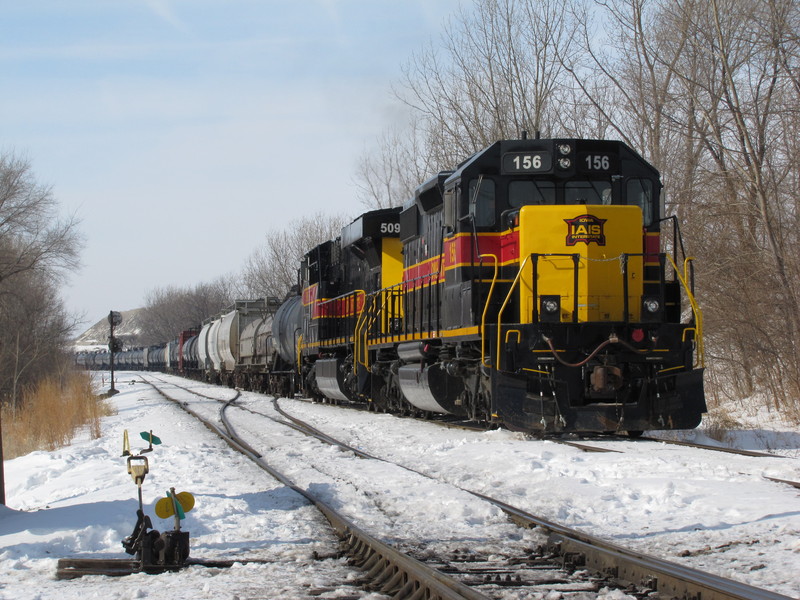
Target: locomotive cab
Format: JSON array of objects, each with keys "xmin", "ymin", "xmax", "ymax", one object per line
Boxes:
[{"xmin": 437, "ymin": 139, "xmax": 666, "ymax": 331}]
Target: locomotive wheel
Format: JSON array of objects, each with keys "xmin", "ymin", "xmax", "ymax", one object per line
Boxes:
[{"xmin": 371, "ymin": 381, "xmax": 391, "ymax": 413}]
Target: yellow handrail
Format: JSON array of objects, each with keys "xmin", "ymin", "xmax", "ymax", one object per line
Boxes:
[
  {"xmin": 353, "ymin": 296, "xmax": 372, "ymax": 374},
  {"xmin": 495, "ymin": 254, "xmax": 534, "ymax": 372},
  {"xmin": 295, "ymin": 334, "xmax": 303, "ymax": 376},
  {"xmin": 355, "ymin": 291, "xmax": 388, "ymax": 372},
  {"xmin": 666, "ymin": 254, "xmax": 704, "ymax": 368},
  {"xmin": 479, "ymin": 253, "xmax": 499, "ymax": 368},
  {"xmin": 317, "ymin": 289, "xmax": 366, "ymax": 317}
]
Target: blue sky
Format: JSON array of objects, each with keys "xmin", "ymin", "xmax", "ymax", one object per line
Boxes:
[{"xmin": 0, "ymin": 0, "xmax": 460, "ymax": 327}]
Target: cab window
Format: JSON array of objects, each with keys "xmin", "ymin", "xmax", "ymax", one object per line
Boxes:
[
  {"xmin": 468, "ymin": 178, "xmax": 495, "ymax": 227},
  {"xmin": 627, "ymin": 178, "xmax": 654, "ymax": 225},
  {"xmin": 564, "ymin": 181, "xmax": 613, "ymax": 205},
  {"xmin": 509, "ymin": 180, "xmax": 555, "ymax": 207},
  {"xmin": 444, "ymin": 188, "xmax": 456, "ymax": 232}
]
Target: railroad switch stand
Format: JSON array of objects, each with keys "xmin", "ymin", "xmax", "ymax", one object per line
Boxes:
[
  {"xmin": 120, "ymin": 433, "xmax": 191, "ymax": 571},
  {"xmin": 56, "ymin": 430, "xmax": 193, "ymax": 579}
]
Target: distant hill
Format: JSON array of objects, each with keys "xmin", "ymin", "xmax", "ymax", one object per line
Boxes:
[{"xmin": 73, "ymin": 308, "xmax": 146, "ymax": 352}]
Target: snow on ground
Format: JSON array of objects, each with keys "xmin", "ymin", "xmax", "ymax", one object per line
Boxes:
[
  {"xmin": 275, "ymin": 393, "xmax": 800, "ymax": 597},
  {"xmin": 1, "ymin": 371, "xmax": 799, "ymax": 599},
  {"xmin": 1, "ymin": 372, "xmax": 371, "ymax": 600}
]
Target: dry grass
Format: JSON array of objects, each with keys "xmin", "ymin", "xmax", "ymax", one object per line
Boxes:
[
  {"xmin": 2, "ymin": 371, "xmax": 115, "ymax": 460},
  {"xmin": 701, "ymin": 407, "xmax": 743, "ymax": 445}
]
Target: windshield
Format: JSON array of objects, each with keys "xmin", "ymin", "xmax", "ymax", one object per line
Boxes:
[
  {"xmin": 564, "ymin": 180, "xmax": 613, "ymax": 205},
  {"xmin": 509, "ymin": 180, "xmax": 555, "ymax": 207}
]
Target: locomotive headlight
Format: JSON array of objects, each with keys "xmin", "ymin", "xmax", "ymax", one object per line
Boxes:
[
  {"xmin": 641, "ymin": 297, "xmax": 662, "ymax": 322},
  {"xmin": 558, "ymin": 158, "xmax": 572, "ymax": 169},
  {"xmin": 540, "ymin": 295, "xmax": 561, "ymax": 322},
  {"xmin": 558, "ymin": 144, "xmax": 572, "ymax": 155},
  {"xmin": 644, "ymin": 298, "xmax": 660, "ymax": 313}
]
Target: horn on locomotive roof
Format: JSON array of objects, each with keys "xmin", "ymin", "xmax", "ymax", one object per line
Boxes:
[{"xmin": 520, "ymin": 129, "xmax": 541, "ymax": 139}]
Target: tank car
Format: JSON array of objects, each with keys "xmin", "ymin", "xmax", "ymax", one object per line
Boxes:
[
  {"xmin": 191, "ymin": 299, "xmax": 285, "ymax": 388},
  {"xmin": 292, "ymin": 137, "xmax": 706, "ymax": 435},
  {"xmin": 179, "ymin": 330, "xmax": 199, "ymax": 372},
  {"xmin": 224, "ymin": 293, "xmax": 303, "ymax": 395}
]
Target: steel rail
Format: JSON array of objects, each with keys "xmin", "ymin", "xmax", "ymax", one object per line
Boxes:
[
  {"xmin": 142, "ymin": 377, "xmax": 488, "ymax": 600},
  {"xmin": 272, "ymin": 397, "xmax": 796, "ymax": 600},
  {"xmin": 763, "ymin": 475, "xmax": 800, "ymax": 490},
  {"xmin": 472, "ymin": 492, "xmax": 794, "ymax": 600},
  {"xmin": 635, "ymin": 435, "xmax": 785, "ymax": 458}
]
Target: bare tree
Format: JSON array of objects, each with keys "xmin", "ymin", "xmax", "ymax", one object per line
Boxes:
[
  {"xmin": 137, "ymin": 276, "xmax": 235, "ymax": 345},
  {"xmin": 0, "ymin": 153, "xmax": 83, "ymax": 409},
  {"xmin": 355, "ymin": 117, "xmax": 435, "ymax": 209},
  {"xmin": 564, "ymin": 0, "xmax": 800, "ymax": 409},
  {"xmin": 399, "ymin": 0, "xmax": 578, "ymax": 164},
  {"xmin": 0, "ymin": 260, "xmax": 78, "ymax": 409},
  {"xmin": 138, "ymin": 212, "xmax": 350, "ymax": 346},
  {"xmin": 0, "ymin": 153, "xmax": 81, "ymax": 284},
  {"xmin": 240, "ymin": 211, "xmax": 350, "ymax": 300},
  {"xmin": 355, "ymin": 0, "xmax": 580, "ymax": 211}
]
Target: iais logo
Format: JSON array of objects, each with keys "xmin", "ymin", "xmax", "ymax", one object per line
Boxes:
[{"xmin": 564, "ymin": 214, "xmax": 607, "ymax": 246}]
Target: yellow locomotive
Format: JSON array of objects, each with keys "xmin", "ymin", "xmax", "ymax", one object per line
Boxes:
[{"xmin": 299, "ymin": 137, "xmax": 705, "ymax": 435}]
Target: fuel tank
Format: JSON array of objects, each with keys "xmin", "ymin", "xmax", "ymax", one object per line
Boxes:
[
  {"xmin": 314, "ymin": 358, "xmax": 351, "ymax": 401},
  {"xmin": 397, "ymin": 364, "xmax": 467, "ymax": 416}
]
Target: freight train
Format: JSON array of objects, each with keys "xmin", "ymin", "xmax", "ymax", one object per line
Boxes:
[{"xmin": 78, "ymin": 136, "xmax": 707, "ymax": 435}]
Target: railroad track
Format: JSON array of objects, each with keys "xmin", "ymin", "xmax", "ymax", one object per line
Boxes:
[
  {"xmin": 545, "ymin": 433, "xmax": 787, "ymax": 458},
  {"xmin": 258, "ymin": 383, "xmax": 800, "ymax": 491},
  {"xmin": 142, "ymin": 375, "xmax": 796, "ymax": 600},
  {"xmin": 543, "ymin": 436, "xmax": 800, "ymax": 491},
  {"xmin": 146, "ymin": 377, "xmax": 642, "ymax": 597},
  {"xmin": 175, "ymin": 375, "xmax": 789, "ymax": 461},
  {"xmin": 142, "ymin": 376, "xmax": 486, "ymax": 599},
  {"xmin": 154, "ymin": 375, "xmax": 788, "ymax": 460},
  {"xmin": 148, "ymin": 375, "xmax": 800, "ymax": 531},
  {"xmin": 146, "ymin": 378, "xmax": 624, "ymax": 597}
]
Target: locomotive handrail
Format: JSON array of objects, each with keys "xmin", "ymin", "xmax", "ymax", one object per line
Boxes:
[
  {"xmin": 360, "ymin": 270, "xmax": 444, "ymax": 346},
  {"xmin": 314, "ymin": 289, "xmax": 365, "ymax": 348},
  {"xmin": 316, "ymin": 289, "xmax": 365, "ymax": 321},
  {"xmin": 495, "ymin": 254, "xmax": 534, "ymax": 372},
  {"xmin": 353, "ymin": 296, "xmax": 370, "ymax": 374},
  {"xmin": 373, "ymin": 287, "xmax": 400, "ymax": 343},
  {"xmin": 495, "ymin": 251, "xmax": 655, "ymax": 372},
  {"xmin": 317, "ymin": 289, "xmax": 366, "ymax": 309},
  {"xmin": 529, "ymin": 253, "xmax": 582, "ymax": 323},
  {"xmin": 479, "ymin": 253, "xmax": 499, "ymax": 369},
  {"xmin": 354, "ymin": 291, "xmax": 388, "ymax": 374},
  {"xmin": 660, "ymin": 215, "xmax": 688, "ymax": 277},
  {"xmin": 667, "ymin": 254, "xmax": 704, "ymax": 367},
  {"xmin": 295, "ymin": 334, "xmax": 302, "ymax": 380}
]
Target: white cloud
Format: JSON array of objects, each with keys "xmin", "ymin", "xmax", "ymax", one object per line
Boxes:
[{"xmin": 141, "ymin": 0, "xmax": 190, "ymax": 33}]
